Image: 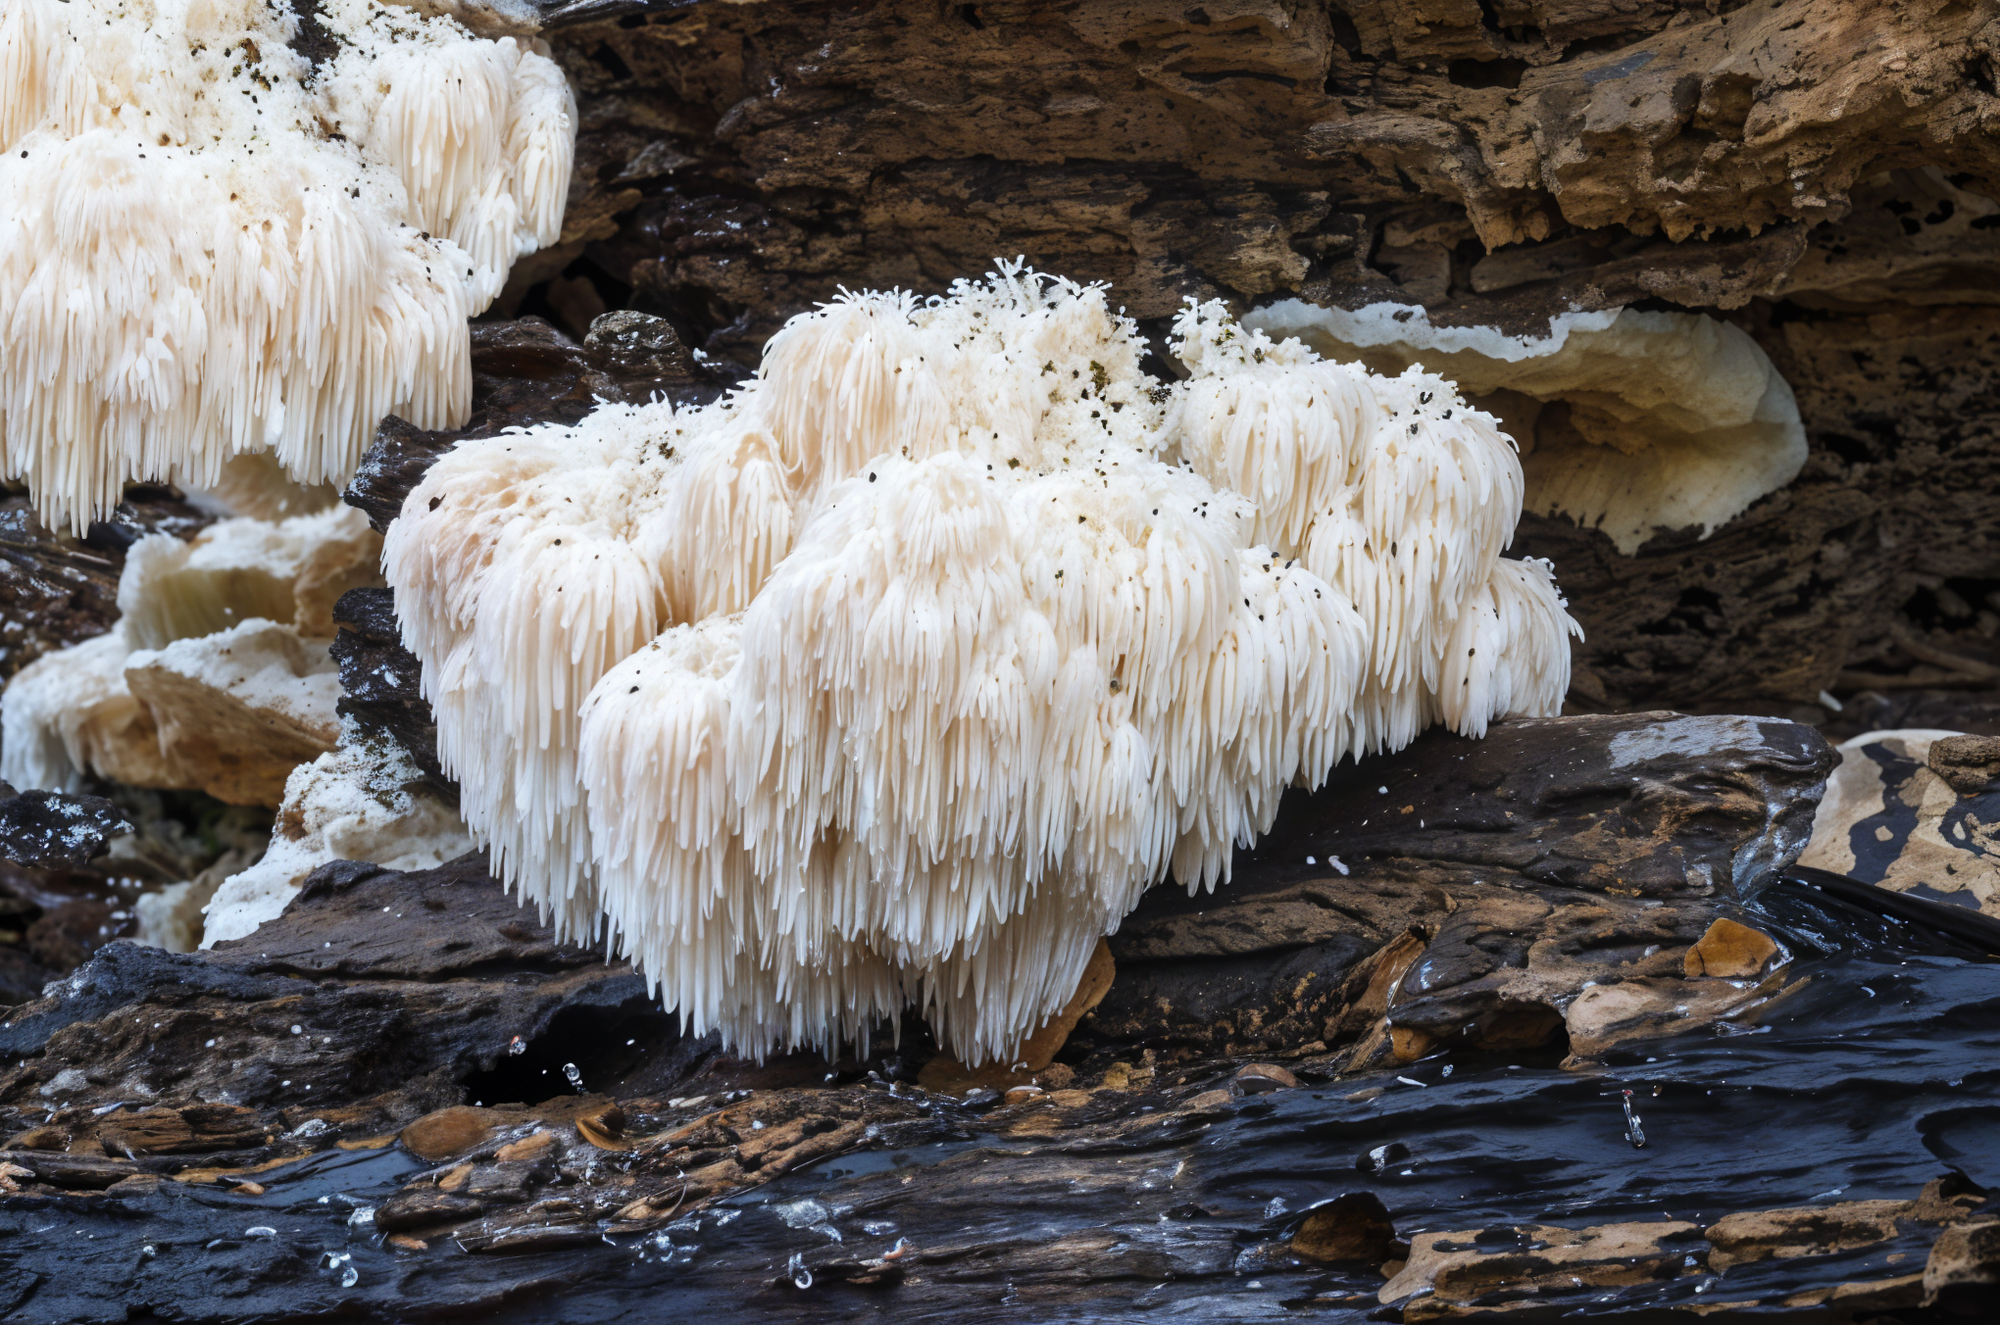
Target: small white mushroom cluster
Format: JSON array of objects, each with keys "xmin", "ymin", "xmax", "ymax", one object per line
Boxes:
[
  {"xmin": 0, "ymin": 0, "xmax": 574, "ymax": 532},
  {"xmin": 386, "ymin": 267, "xmax": 1580, "ymax": 1065}
]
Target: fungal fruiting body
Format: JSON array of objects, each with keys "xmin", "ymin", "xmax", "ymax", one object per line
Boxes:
[
  {"xmin": 201, "ymin": 718, "xmax": 473, "ymax": 948},
  {"xmin": 385, "ymin": 268, "xmax": 1581, "ymax": 1066},
  {"xmin": 0, "ymin": 503, "xmax": 380, "ymax": 803},
  {"xmin": 0, "ymin": 0, "xmax": 574, "ymax": 533},
  {"xmin": 1245, "ymin": 300, "xmax": 1808, "ymax": 556}
]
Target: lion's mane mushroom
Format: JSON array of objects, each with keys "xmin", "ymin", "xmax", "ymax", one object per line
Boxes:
[
  {"xmin": 1244, "ymin": 301, "xmax": 1808, "ymax": 556},
  {"xmin": 384, "ymin": 266, "xmax": 1581, "ymax": 1066},
  {"xmin": 0, "ymin": 0, "xmax": 574, "ymax": 532}
]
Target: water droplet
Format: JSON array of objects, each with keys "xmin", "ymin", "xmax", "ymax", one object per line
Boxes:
[
  {"xmin": 776, "ymin": 1199, "xmax": 831, "ymax": 1230},
  {"xmin": 1616, "ymin": 1089, "xmax": 1646, "ymax": 1149},
  {"xmin": 563, "ymin": 1062, "xmax": 584, "ymax": 1092}
]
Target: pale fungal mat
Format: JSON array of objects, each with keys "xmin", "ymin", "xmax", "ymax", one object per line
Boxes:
[
  {"xmin": 0, "ymin": 504, "xmax": 380, "ymax": 802},
  {"xmin": 1244, "ymin": 300, "xmax": 1808, "ymax": 556},
  {"xmin": 385, "ymin": 266, "xmax": 1582, "ymax": 1066},
  {"xmin": 0, "ymin": 0, "xmax": 575, "ymax": 533},
  {"xmin": 200, "ymin": 719, "xmax": 473, "ymax": 947}
]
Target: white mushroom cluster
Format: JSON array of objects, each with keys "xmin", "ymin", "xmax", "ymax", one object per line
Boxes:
[
  {"xmin": 386, "ymin": 268, "xmax": 1580, "ymax": 1065},
  {"xmin": 0, "ymin": 0, "xmax": 574, "ymax": 532}
]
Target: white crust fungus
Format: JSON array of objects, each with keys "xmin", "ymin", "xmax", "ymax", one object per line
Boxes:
[
  {"xmin": 119, "ymin": 502, "xmax": 384, "ymax": 648},
  {"xmin": 201, "ymin": 719, "xmax": 473, "ymax": 946},
  {"xmin": 0, "ymin": 626, "xmax": 173, "ymax": 792},
  {"xmin": 385, "ymin": 267, "xmax": 1582, "ymax": 1066},
  {"xmin": 1244, "ymin": 300, "xmax": 1808, "ymax": 556},
  {"xmin": 0, "ymin": 0, "xmax": 575, "ymax": 532},
  {"xmin": 123, "ymin": 617, "xmax": 344, "ymax": 805},
  {"xmin": 135, "ymin": 842, "xmax": 261, "ymax": 952},
  {"xmin": 0, "ymin": 505, "xmax": 380, "ymax": 803},
  {"xmin": 135, "ymin": 876, "xmax": 224, "ymax": 954}
]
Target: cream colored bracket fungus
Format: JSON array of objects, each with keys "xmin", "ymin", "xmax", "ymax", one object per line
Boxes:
[
  {"xmin": 0, "ymin": 504, "xmax": 380, "ymax": 803},
  {"xmin": 0, "ymin": 0, "xmax": 575, "ymax": 533},
  {"xmin": 1244, "ymin": 301, "xmax": 1808, "ymax": 556},
  {"xmin": 385, "ymin": 267, "xmax": 1582, "ymax": 1067}
]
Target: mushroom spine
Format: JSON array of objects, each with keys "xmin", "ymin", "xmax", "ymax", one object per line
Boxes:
[
  {"xmin": 384, "ymin": 266, "xmax": 1582, "ymax": 1066},
  {"xmin": 0, "ymin": 0, "xmax": 575, "ymax": 532}
]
